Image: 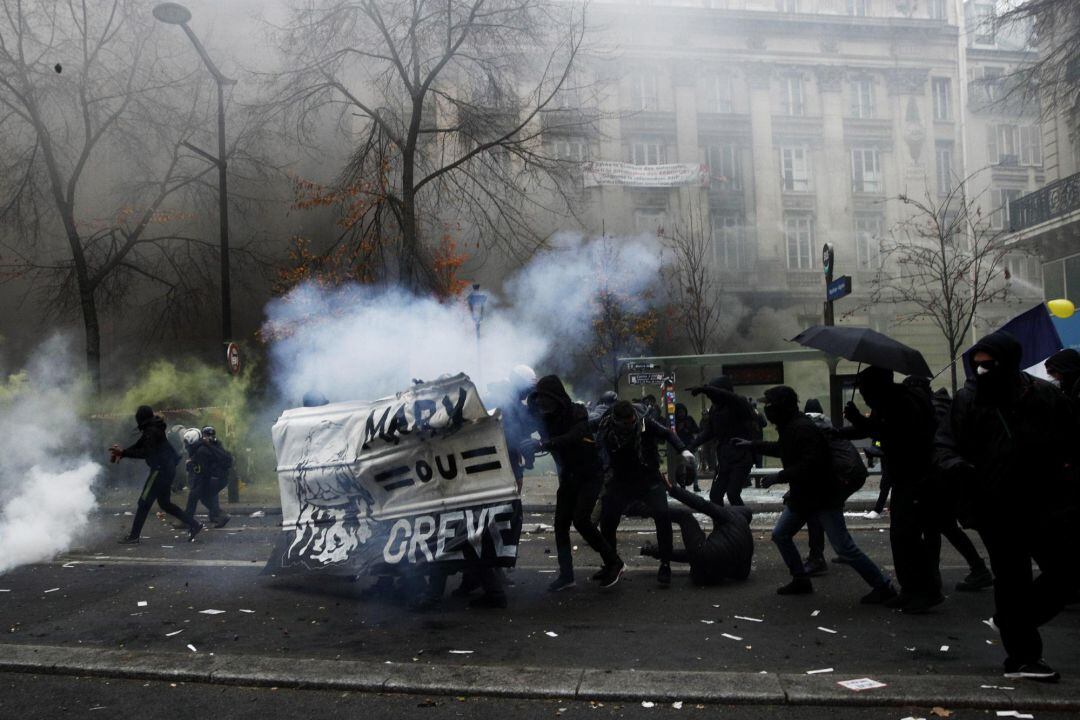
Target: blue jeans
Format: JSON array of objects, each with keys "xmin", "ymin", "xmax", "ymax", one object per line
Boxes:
[{"xmin": 771, "ymin": 506, "xmax": 889, "ymax": 589}]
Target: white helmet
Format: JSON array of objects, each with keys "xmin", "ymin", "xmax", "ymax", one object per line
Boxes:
[
  {"xmin": 510, "ymin": 364, "xmax": 537, "ymax": 391},
  {"xmin": 182, "ymin": 428, "xmax": 202, "ymax": 446}
]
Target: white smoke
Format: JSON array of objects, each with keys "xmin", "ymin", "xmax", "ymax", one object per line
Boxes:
[
  {"xmin": 0, "ymin": 337, "xmax": 102, "ymax": 574},
  {"xmin": 264, "ymin": 232, "xmax": 663, "ymax": 403}
]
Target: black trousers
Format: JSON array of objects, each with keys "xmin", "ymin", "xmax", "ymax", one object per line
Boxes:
[
  {"xmin": 889, "ymin": 481, "xmax": 942, "ymax": 598},
  {"xmin": 939, "ymin": 517, "xmax": 986, "ymax": 572},
  {"xmin": 183, "ymin": 476, "xmax": 226, "ymax": 523},
  {"xmin": 454, "ymin": 567, "xmax": 507, "ymax": 599},
  {"xmin": 128, "ymin": 467, "xmax": 196, "ymax": 538},
  {"xmin": 709, "ymin": 455, "xmax": 751, "ymax": 506},
  {"xmin": 600, "ymin": 479, "xmax": 672, "ymax": 563},
  {"xmin": 979, "ymin": 510, "xmax": 1079, "ymax": 664},
  {"xmin": 554, "ymin": 472, "xmax": 620, "ymax": 577}
]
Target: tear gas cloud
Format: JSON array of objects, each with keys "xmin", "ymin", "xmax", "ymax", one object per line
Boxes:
[
  {"xmin": 0, "ymin": 337, "xmax": 101, "ymax": 574},
  {"xmin": 263, "ymin": 232, "xmax": 662, "ymax": 403}
]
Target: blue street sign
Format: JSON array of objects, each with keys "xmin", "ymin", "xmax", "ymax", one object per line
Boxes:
[{"xmin": 827, "ymin": 275, "xmax": 852, "ymax": 302}]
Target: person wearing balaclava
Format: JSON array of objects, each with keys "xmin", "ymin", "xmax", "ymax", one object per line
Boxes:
[
  {"xmin": 523, "ymin": 375, "xmax": 625, "ymax": 592},
  {"xmin": 110, "ymin": 405, "xmax": 202, "ymax": 544},
  {"xmin": 839, "ymin": 365, "xmax": 941, "ymax": 614},
  {"xmin": 1045, "ymin": 348, "xmax": 1080, "ymax": 409},
  {"xmin": 688, "ymin": 376, "xmax": 756, "ymax": 506},
  {"xmin": 739, "ymin": 386, "xmax": 896, "ymax": 603},
  {"xmin": 936, "ymin": 330, "xmax": 1077, "ymax": 682},
  {"xmin": 596, "ymin": 400, "xmax": 696, "ymax": 588}
]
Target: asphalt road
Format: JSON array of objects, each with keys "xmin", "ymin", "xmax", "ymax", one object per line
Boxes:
[
  {"xmin": 3, "ymin": 672, "xmax": 1077, "ymax": 720},
  {"xmin": 1, "ymin": 508, "xmax": 1079, "ymax": 715}
]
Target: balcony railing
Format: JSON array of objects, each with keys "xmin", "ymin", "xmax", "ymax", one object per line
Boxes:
[{"xmin": 1009, "ymin": 172, "xmax": 1080, "ymax": 233}]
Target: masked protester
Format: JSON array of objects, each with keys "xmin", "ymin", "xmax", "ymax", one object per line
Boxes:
[
  {"xmin": 672, "ymin": 403, "xmax": 701, "ymax": 490},
  {"xmin": 688, "ymin": 377, "xmax": 755, "ymax": 506},
  {"xmin": 177, "ymin": 428, "xmax": 229, "ymax": 530},
  {"xmin": 111, "ymin": 405, "xmax": 202, "ymax": 543},
  {"xmin": 525, "ymin": 375, "xmax": 625, "ymax": 592},
  {"xmin": 1046, "ymin": 348, "xmax": 1080, "ymax": 411},
  {"xmin": 743, "ymin": 386, "xmax": 896, "ymax": 603},
  {"xmin": 642, "ymin": 474, "xmax": 753, "ymax": 586},
  {"xmin": 838, "ymin": 366, "xmax": 941, "ymax": 613},
  {"xmin": 936, "ymin": 330, "xmax": 1077, "ymax": 682}
]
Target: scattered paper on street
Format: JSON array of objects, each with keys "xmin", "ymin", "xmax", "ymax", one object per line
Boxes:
[
  {"xmin": 940, "ymin": 645, "xmax": 950, "ymax": 652},
  {"xmin": 199, "ymin": 609, "xmax": 226, "ymax": 615},
  {"xmin": 545, "ymin": 631, "xmax": 558, "ymax": 637},
  {"xmin": 186, "ymin": 644, "xmax": 197, "ymax": 652},
  {"xmin": 837, "ymin": 678, "xmax": 886, "ymax": 692},
  {"xmin": 43, "ymin": 588, "xmax": 59, "ymax": 593},
  {"xmin": 817, "ymin": 626, "xmax": 838, "ymax": 634},
  {"xmin": 448, "ymin": 650, "xmax": 474, "ymax": 654},
  {"xmin": 805, "ymin": 668, "xmax": 834, "ymax": 674},
  {"xmin": 672, "ymin": 701, "xmax": 683, "ymax": 709},
  {"xmin": 239, "ymin": 609, "xmax": 255, "ymax": 614},
  {"xmin": 734, "ymin": 615, "xmax": 763, "ymax": 623},
  {"xmin": 811, "ymin": 610, "xmax": 820, "ymax": 617},
  {"xmin": 721, "ymin": 633, "xmax": 743, "ymax": 641},
  {"xmin": 931, "ymin": 707, "xmax": 953, "ymax": 717},
  {"xmin": 250, "ymin": 510, "xmax": 265, "ymax": 518},
  {"xmin": 641, "ymin": 701, "xmax": 655, "ymax": 708},
  {"xmin": 995, "ymin": 712, "xmax": 1034, "ymax": 719},
  {"xmin": 165, "ymin": 630, "xmax": 183, "ymax": 637},
  {"xmin": 137, "ymin": 601, "xmax": 147, "ymax": 607},
  {"xmin": 980, "ymin": 685, "xmax": 1015, "ymax": 690},
  {"xmin": 700, "ymin": 620, "xmax": 715, "ymax": 625}
]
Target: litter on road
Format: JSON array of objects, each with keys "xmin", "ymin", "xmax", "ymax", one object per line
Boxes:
[
  {"xmin": 250, "ymin": 511, "xmax": 265, "ymax": 518},
  {"xmin": 545, "ymin": 631, "xmax": 558, "ymax": 637},
  {"xmin": 672, "ymin": 702, "xmax": 683, "ymax": 709},
  {"xmin": 940, "ymin": 645, "xmax": 950, "ymax": 652},
  {"xmin": 239, "ymin": 609, "xmax": 255, "ymax": 614},
  {"xmin": 641, "ymin": 701, "xmax": 655, "ymax": 708},
  {"xmin": 837, "ymin": 678, "xmax": 886, "ymax": 691},
  {"xmin": 734, "ymin": 615, "xmax": 763, "ymax": 622},
  {"xmin": 199, "ymin": 609, "xmax": 226, "ymax": 615},
  {"xmin": 165, "ymin": 630, "xmax": 183, "ymax": 637},
  {"xmin": 448, "ymin": 650, "xmax": 474, "ymax": 654},
  {"xmin": 43, "ymin": 588, "xmax": 59, "ymax": 593},
  {"xmin": 700, "ymin": 620, "xmax": 715, "ymax": 625},
  {"xmin": 186, "ymin": 644, "xmax": 197, "ymax": 653},
  {"xmin": 721, "ymin": 633, "xmax": 743, "ymax": 641},
  {"xmin": 817, "ymin": 626, "xmax": 838, "ymax": 634},
  {"xmin": 806, "ymin": 668, "xmax": 834, "ymax": 674},
  {"xmin": 995, "ymin": 713, "xmax": 1034, "ymax": 719},
  {"xmin": 811, "ymin": 610, "xmax": 820, "ymax": 617},
  {"xmin": 980, "ymin": 685, "xmax": 1015, "ymax": 690},
  {"xmin": 137, "ymin": 601, "xmax": 148, "ymax": 607}
]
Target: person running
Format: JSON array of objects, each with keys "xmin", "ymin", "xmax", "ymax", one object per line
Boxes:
[
  {"xmin": 742, "ymin": 386, "xmax": 896, "ymax": 603},
  {"xmin": 111, "ymin": 405, "xmax": 201, "ymax": 544},
  {"xmin": 640, "ymin": 475, "xmax": 753, "ymax": 586},
  {"xmin": 177, "ymin": 428, "xmax": 229, "ymax": 529},
  {"xmin": 526, "ymin": 375, "xmax": 624, "ymax": 592},
  {"xmin": 688, "ymin": 377, "xmax": 756, "ymax": 506},
  {"xmin": 596, "ymin": 400, "xmax": 696, "ymax": 588}
]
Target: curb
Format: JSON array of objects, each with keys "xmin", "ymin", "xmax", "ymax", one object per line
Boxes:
[{"xmin": 0, "ymin": 643, "xmax": 1076, "ymax": 710}]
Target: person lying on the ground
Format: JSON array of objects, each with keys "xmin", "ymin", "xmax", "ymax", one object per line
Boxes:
[{"xmin": 640, "ymin": 476, "xmax": 753, "ymax": 586}]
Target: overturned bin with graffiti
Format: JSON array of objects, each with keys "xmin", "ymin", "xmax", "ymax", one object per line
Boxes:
[{"xmin": 265, "ymin": 374, "xmax": 523, "ymax": 578}]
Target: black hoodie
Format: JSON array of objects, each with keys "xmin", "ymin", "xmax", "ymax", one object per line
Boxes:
[
  {"xmin": 122, "ymin": 416, "xmax": 181, "ymax": 472},
  {"xmin": 529, "ymin": 375, "xmax": 602, "ymax": 478},
  {"xmin": 690, "ymin": 376, "xmax": 755, "ymax": 461}
]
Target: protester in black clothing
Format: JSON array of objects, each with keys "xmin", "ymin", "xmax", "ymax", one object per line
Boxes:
[
  {"xmin": 526, "ymin": 375, "xmax": 624, "ymax": 592},
  {"xmin": 178, "ymin": 428, "xmax": 229, "ymax": 529},
  {"xmin": 597, "ymin": 400, "xmax": 696, "ymax": 587},
  {"xmin": 749, "ymin": 398, "xmax": 767, "ymax": 471},
  {"xmin": 688, "ymin": 377, "xmax": 755, "ymax": 506},
  {"xmin": 111, "ymin": 405, "xmax": 201, "ymax": 543},
  {"xmin": 745, "ymin": 386, "xmax": 895, "ymax": 603},
  {"xmin": 672, "ymin": 403, "xmax": 701, "ymax": 490},
  {"xmin": 801, "ymin": 400, "xmax": 836, "ymax": 576},
  {"xmin": 641, "ymin": 477, "xmax": 753, "ymax": 586},
  {"xmin": 936, "ymin": 330, "xmax": 1077, "ymax": 682},
  {"xmin": 1046, "ymin": 348, "xmax": 1080, "ymax": 408}
]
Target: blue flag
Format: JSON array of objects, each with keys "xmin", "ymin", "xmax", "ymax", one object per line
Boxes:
[{"xmin": 963, "ymin": 304, "xmax": 1063, "ymax": 379}]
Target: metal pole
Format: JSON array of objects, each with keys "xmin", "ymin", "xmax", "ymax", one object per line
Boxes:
[
  {"xmin": 823, "ymin": 244, "xmax": 843, "ymax": 427},
  {"xmin": 216, "ymin": 77, "xmax": 232, "ymax": 348}
]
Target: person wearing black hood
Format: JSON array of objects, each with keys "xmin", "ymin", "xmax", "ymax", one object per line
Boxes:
[
  {"xmin": 1045, "ymin": 348, "xmax": 1080, "ymax": 411},
  {"xmin": 524, "ymin": 376, "xmax": 625, "ymax": 592},
  {"xmin": 110, "ymin": 405, "xmax": 202, "ymax": 544},
  {"xmin": 840, "ymin": 366, "xmax": 941, "ymax": 613},
  {"xmin": 741, "ymin": 386, "xmax": 896, "ymax": 602},
  {"xmin": 937, "ymin": 330, "xmax": 1077, "ymax": 682},
  {"xmin": 596, "ymin": 400, "xmax": 697, "ymax": 587},
  {"xmin": 688, "ymin": 376, "xmax": 756, "ymax": 506}
]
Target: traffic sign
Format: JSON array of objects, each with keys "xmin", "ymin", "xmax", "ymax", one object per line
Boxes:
[
  {"xmin": 226, "ymin": 342, "xmax": 241, "ymax": 375},
  {"xmin": 822, "ymin": 243, "xmax": 834, "ymax": 276},
  {"xmin": 625, "ymin": 361, "xmax": 657, "ymax": 372},
  {"xmin": 629, "ymin": 371, "xmax": 668, "ymax": 386},
  {"xmin": 827, "ymin": 275, "xmax": 852, "ymax": 302}
]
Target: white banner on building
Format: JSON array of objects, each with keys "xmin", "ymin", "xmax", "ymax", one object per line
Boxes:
[
  {"xmin": 266, "ymin": 374, "xmax": 521, "ymax": 575},
  {"xmin": 582, "ymin": 161, "xmax": 710, "ymax": 188}
]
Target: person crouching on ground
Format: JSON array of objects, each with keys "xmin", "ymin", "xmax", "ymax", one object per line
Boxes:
[{"xmin": 740, "ymin": 386, "xmax": 896, "ymax": 603}]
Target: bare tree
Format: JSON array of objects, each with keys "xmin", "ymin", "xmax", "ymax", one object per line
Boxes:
[
  {"xmin": 0, "ymin": 0, "xmax": 262, "ymax": 389},
  {"xmin": 268, "ymin": 0, "xmax": 603, "ymax": 291},
  {"xmin": 852, "ymin": 176, "xmax": 1013, "ymax": 392},
  {"xmin": 996, "ymin": 0, "xmax": 1080, "ymax": 122},
  {"xmin": 662, "ymin": 204, "xmax": 722, "ymax": 357}
]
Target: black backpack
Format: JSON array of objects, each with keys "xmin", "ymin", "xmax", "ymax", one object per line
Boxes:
[
  {"xmin": 807, "ymin": 414, "xmax": 868, "ymax": 498},
  {"xmin": 207, "ymin": 442, "xmax": 234, "ymax": 490}
]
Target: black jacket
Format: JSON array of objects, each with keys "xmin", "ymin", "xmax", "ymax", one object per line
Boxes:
[
  {"xmin": 186, "ymin": 440, "xmax": 215, "ymax": 485},
  {"xmin": 839, "ymin": 382, "xmax": 935, "ymax": 481},
  {"xmin": 531, "ymin": 376, "xmax": 603, "ymax": 480},
  {"xmin": 122, "ymin": 417, "xmax": 180, "ymax": 473},
  {"xmin": 598, "ymin": 406, "xmax": 686, "ymax": 485},
  {"xmin": 691, "ymin": 385, "xmax": 755, "ymax": 463},
  {"xmin": 754, "ymin": 413, "xmax": 837, "ymax": 513}
]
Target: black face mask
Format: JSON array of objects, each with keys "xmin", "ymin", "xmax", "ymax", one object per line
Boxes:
[
  {"xmin": 763, "ymin": 405, "xmax": 789, "ymax": 426},
  {"xmin": 974, "ymin": 367, "xmax": 1014, "ymax": 405}
]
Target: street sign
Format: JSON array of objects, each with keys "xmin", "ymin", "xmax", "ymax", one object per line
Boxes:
[
  {"xmin": 226, "ymin": 342, "xmax": 241, "ymax": 375},
  {"xmin": 822, "ymin": 243, "xmax": 834, "ymax": 277},
  {"xmin": 625, "ymin": 361, "xmax": 657, "ymax": 372},
  {"xmin": 629, "ymin": 371, "xmax": 668, "ymax": 386},
  {"xmin": 827, "ymin": 275, "xmax": 852, "ymax": 302}
]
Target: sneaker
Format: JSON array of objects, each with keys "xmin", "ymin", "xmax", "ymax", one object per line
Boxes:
[
  {"xmin": 657, "ymin": 563, "xmax": 671, "ymax": 588},
  {"xmin": 777, "ymin": 577, "xmax": 813, "ymax": 595},
  {"xmin": 213, "ymin": 516, "xmax": 231, "ymax": 529},
  {"xmin": 599, "ymin": 560, "xmax": 626, "ymax": 589},
  {"xmin": 865, "ymin": 510, "xmax": 883, "ymax": 520},
  {"xmin": 956, "ymin": 568, "xmax": 993, "ymax": 592},
  {"xmin": 831, "ymin": 555, "xmax": 851, "ymax": 565},
  {"xmin": 188, "ymin": 522, "xmax": 203, "ymax": 542},
  {"xmin": 117, "ymin": 535, "xmax": 140, "ymax": 545},
  {"xmin": 469, "ymin": 594, "xmax": 508, "ymax": 609},
  {"xmin": 901, "ymin": 593, "xmax": 946, "ymax": 614},
  {"xmin": 1003, "ymin": 658, "xmax": 1060, "ymax": 683},
  {"xmin": 860, "ymin": 582, "xmax": 898, "ymax": 605},
  {"xmin": 548, "ymin": 575, "xmax": 576, "ymax": 592},
  {"xmin": 803, "ymin": 557, "xmax": 828, "ymax": 577}
]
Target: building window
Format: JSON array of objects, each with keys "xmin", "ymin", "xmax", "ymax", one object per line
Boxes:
[
  {"xmin": 851, "ymin": 147, "xmax": 882, "ymax": 193},
  {"xmin": 932, "ymin": 78, "xmax": 951, "ymax": 121},
  {"xmin": 987, "ymin": 124, "xmax": 1040, "ymax": 167},
  {"xmin": 981, "ymin": 67, "xmax": 1004, "ymax": 102},
  {"xmin": 781, "ymin": 75, "xmax": 804, "ymax": 117},
  {"xmin": 1020, "ymin": 125, "xmax": 1042, "ymax": 166},
  {"xmin": 712, "ymin": 215, "xmax": 749, "ymax": 270},
  {"xmin": 628, "ymin": 137, "xmax": 665, "ymax": 165},
  {"xmin": 1006, "ymin": 253, "xmax": 1042, "ymax": 286},
  {"xmin": 854, "ymin": 214, "xmax": 883, "ymax": 270},
  {"xmin": 628, "ymin": 72, "xmax": 659, "ymax": 111},
  {"xmin": 551, "ymin": 138, "xmax": 588, "ymax": 162},
  {"xmin": 928, "ymin": 0, "xmax": 946, "ymax": 20},
  {"xmin": 973, "ymin": 3, "xmax": 995, "ymax": 44},
  {"xmin": 706, "ymin": 75, "xmax": 733, "ymax": 114},
  {"xmin": 847, "ymin": 0, "xmax": 867, "ymax": 17},
  {"xmin": 849, "ymin": 79, "xmax": 874, "ymax": 119},
  {"xmin": 634, "ymin": 208, "xmax": 669, "ymax": 237},
  {"xmin": 777, "ymin": 0, "xmax": 798, "ymax": 12},
  {"xmin": 785, "ymin": 214, "xmax": 814, "ymax": 270},
  {"xmin": 991, "ymin": 188, "xmax": 1023, "ymax": 230},
  {"xmin": 935, "ymin": 141, "xmax": 954, "ymax": 195},
  {"xmin": 780, "ymin": 146, "xmax": 810, "ymax": 192},
  {"xmin": 705, "ymin": 143, "xmax": 742, "ymax": 190}
]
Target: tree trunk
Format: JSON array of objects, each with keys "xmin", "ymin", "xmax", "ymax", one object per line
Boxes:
[{"xmin": 76, "ymin": 273, "xmax": 102, "ymax": 394}]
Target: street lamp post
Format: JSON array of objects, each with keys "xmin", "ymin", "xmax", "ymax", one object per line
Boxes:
[
  {"xmin": 153, "ymin": 3, "xmax": 236, "ymax": 354},
  {"xmin": 467, "ymin": 284, "xmax": 487, "ymax": 385}
]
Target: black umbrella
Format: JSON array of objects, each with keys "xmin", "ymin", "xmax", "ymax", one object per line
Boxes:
[{"xmin": 790, "ymin": 325, "xmax": 932, "ymax": 378}]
